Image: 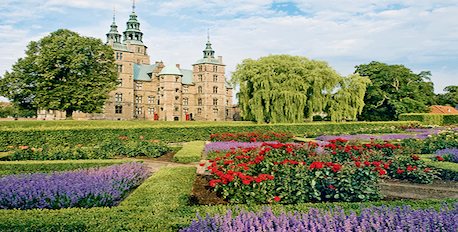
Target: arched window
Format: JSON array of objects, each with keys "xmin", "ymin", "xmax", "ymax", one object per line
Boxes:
[
  {"xmin": 213, "ymin": 98, "xmax": 218, "ymax": 106},
  {"xmin": 198, "ymin": 98, "xmax": 202, "ymax": 106},
  {"xmin": 198, "ymin": 86, "xmax": 202, "ymax": 93}
]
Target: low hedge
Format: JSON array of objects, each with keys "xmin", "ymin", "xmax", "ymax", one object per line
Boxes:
[
  {"xmin": 0, "ymin": 121, "xmax": 414, "ymax": 150},
  {"xmin": 399, "ymin": 113, "xmax": 458, "ymax": 125},
  {"xmin": 173, "ymin": 141, "xmax": 205, "ymax": 163},
  {"xmin": 0, "ymin": 159, "xmax": 129, "ymax": 176},
  {"xmin": 0, "ymin": 166, "xmax": 456, "ymax": 231},
  {"xmin": 420, "ymin": 155, "xmax": 458, "ymax": 181}
]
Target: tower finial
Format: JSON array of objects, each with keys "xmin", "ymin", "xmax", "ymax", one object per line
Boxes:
[
  {"xmin": 132, "ymin": 0, "xmax": 136, "ymax": 13},
  {"xmin": 207, "ymin": 28, "xmax": 210, "ymax": 42},
  {"xmin": 112, "ymin": 6, "xmax": 116, "ymax": 23}
]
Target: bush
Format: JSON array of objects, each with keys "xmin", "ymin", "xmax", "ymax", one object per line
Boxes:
[
  {"xmin": 0, "ymin": 121, "xmax": 414, "ymax": 150},
  {"xmin": 3, "ymin": 139, "xmax": 170, "ymax": 161},
  {"xmin": 210, "ymin": 131, "xmax": 294, "ymax": 142},
  {"xmin": 173, "ymin": 141, "xmax": 205, "ymax": 163},
  {"xmin": 400, "ymin": 113, "xmax": 458, "ymax": 125},
  {"xmin": 422, "ymin": 130, "xmax": 458, "ymax": 153},
  {"xmin": 0, "ymin": 159, "xmax": 128, "ymax": 176},
  {"xmin": 420, "ymin": 154, "xmax": 458, "ymax": 181}
]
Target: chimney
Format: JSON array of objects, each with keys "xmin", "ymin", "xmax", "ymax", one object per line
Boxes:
[
  {"xmin": 176, "ymin": 64, "xmax": 180, "ymax": 69},
  {"xmin": 218, "ymin": 56, "xmax": 223, "ymax": 63}
]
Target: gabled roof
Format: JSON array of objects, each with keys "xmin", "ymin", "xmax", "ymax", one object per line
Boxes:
[
  {"xmin": 180, "ymin": 69, "xmax": 193, "ymax": 84},
  {"xmin": 430, "ymin": 105, "xmax": 458, "ymax": 114},
  {"xmin": 133, "ymin": 63, "xmax": 158, "ymax": 81}
]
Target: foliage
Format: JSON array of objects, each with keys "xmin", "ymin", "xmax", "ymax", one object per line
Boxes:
[
  {"xmin": 0, "ymin": 159, "xmax": 128, "ymax": 176},
  {"xmin": 435, "ymin": 148, "xmax": 458, "ymax": 163},
  {"xmin": 182, "ymin": 204, "xmax": 458, "ymax": 232},
  {"xmin": 436, "ymin": 85, "xmax": 458, "ymax": 106},
  {"xmin": 232, "ymin": 55, "xmax": 370, "ymax": 123},
  {"xmin": 173, "ymin": 141, "xmax": 205, "ymax": 163},
  {"xmin": 420, "ymin": 154, "xmax": 458, "ymax": 181},
  {"xmin": 400, "ymin": 113, "xmax": 458, "ymax": 126},
  {"xmin": 355, "ymin": 61, "xmax": 435, "ymax": 121},
  {"xmin": 210, "ymin": 131, "xmax": 294, "ymax": 142},
  {"xmin": 421, "ymin": 130, "xmax": 458, "ymax": 153},
  {"xmin": 0, "ymin": 29, "xmax": 117, "ymax": 118},
  {"xmin": 0, "ymin": 163, "xmax": 149, "ymax": 209},
  {"xmin": 0, "ymin": 104, "xmax": 36, "ymax": 118},
  {"xmin": 3, "ymin": 139, "xmax": 170, "ymax": 160},
  {"xmin": 0, "ymin": 121, "xmax": 413, "ymax": 150},
  {"xmin": 388, "ymin": 155, "xmax": 437, "ymax": 184}
]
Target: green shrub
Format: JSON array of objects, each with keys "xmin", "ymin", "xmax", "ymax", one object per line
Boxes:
[
  {"xmin": 0, "ymin": 121, "xmax": 414, "ymax": 150},
  {"xmin": 420, "ymin": 155, "xmax": 458, "ymax": 181},
  {"xmin": 421, "ymin": 130, "xmax": 458, "ymax": 153},
  {"xmin": 399, "ymin": 113, "xmax": 458, "ymax": 125},
  {"xmin": 0, "ymin": 159, "xmax": 129, "ymax": 176},
  {"xmin": 388, "ymin": 155, "xmax": 438, "ymax": 184},
  {"xmin": 173, "ymin": 141, "xmax": 205, "ymax": 163}
]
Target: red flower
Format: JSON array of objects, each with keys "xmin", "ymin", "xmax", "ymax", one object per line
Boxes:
[
  {"xmin": 364, "ymin": 161, "xmax": 371, "ymax": 166},
  {"xmin": 273, "ymin": 196, "xmax": 281, "ymax": 202},
  {"xmin": 406, "ymin": 165, "xmax": 417, "ymax": 172},
  {"xmin": 332, "ymin": 164, "xmax": 342, "ymax": 173},
  {"xmin": 242, "ymin": 179, "xmax": 251, "ymax": 185},
  {"xmin": 328, "ymin": 184, "xmax": 336, "ymax": 190},
  {"xmin": 397, "ymin": 168, "xmax": 405, "ymax": 174},
  {"xmin": 436, "ymin": 156, "xmax": 444, "ymax": 161},
  {"xmin": 309, "ymin": 161, "xmax": 324, "ymax": 170},
  {"xmin": 411, "ymin": 155, "xmax": 420, "ymax": 161},
  {"xmin": 199, "ymin": 163, "xmax": 205, "ymax": 167},
  {"xmin": 355, "ymin": 161, "xmax": 362, "ymax": 168},
  {"xmin": 424, "ymin": 168, "xmax": 431, "ymax": 173},
  {"xmin": 286, "ymin": 147, "xmax": 293, "ymax": 153},
  {"xmin": 378, "ymin": 169, "xmax": 387, "ymax": 176},
  {"xmin": 372, "ymin": 161, "xmax": 381, "ymax": 167},
  {"xmin": 209, "ymin": 179, "xmax": 221, "ymax": 187}
]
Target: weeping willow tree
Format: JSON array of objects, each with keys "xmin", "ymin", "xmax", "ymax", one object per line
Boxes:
[{"xmin": 232, "ymin": 55, "xmax": 370, "ymax": 123}]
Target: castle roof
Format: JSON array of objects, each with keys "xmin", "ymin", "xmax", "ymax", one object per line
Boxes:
[
  {"xmin": 180, "ymin": 69, "xmax": 193, "ymax": 84},
  {"xmin": 133, "ymin": 63, "xmax": 158, "ymax": 81},
  {"xmin": 158, "ymin": 66, "xmax": 183, "ymax": 76}
]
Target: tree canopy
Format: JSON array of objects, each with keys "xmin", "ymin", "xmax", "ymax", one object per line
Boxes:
[
  {"xmin": 231, "ymin": 55, "xmax": 370, "ymax": 123},
  {"xmin": 0, "ymin": 29, "xmax": 117, "ymax": 118},
  {"xmin": 436, "ymin": 85, "xmax": 458, "ymax": 107},
  {"xmin": 354, "ymin": 61, "xmax": 435, "ymax": 121}
]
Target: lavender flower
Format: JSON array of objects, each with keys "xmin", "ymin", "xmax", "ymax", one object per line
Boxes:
[
  {"xmin": 0, "ymin": 162, "xmax": 149, "ymax": 210},
  {"xmin": 435, "ymin": 148, "xmax": 458, "ymax": 163},
  {"xmin": 315, "ymin": 129, "xmax": 443, "ymax": 142},
  {"xmin": 181, "ymin": 205, "xmax": 458, "ymax": 232}
]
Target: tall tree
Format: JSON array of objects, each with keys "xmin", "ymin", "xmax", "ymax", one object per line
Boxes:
[
  {"xmin": 0, "ymin": 29, "xmax": 117, "ymax": 119},
  {"xmin": 354, "ymin": 61, "xmax": 435, "ymax": 121},
  {"xmin": 231, "ymin": 55, "xmax": 370, "ymax": 123},
  {"xmin": 436, "ymin": 85, "xmax": 458, "ymax": 107}
]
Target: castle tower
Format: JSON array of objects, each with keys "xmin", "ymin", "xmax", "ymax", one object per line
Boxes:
[
  {"xmin": 123, "ymin": 1, "xmax": 149, "ymax": 64},
  {"xmin": 192, "ymin": 34, "xmax": 231, "ymax": 121},
  {"xmin": 106, "ymin": 9, "xmax": 122, "ymax": 45}
]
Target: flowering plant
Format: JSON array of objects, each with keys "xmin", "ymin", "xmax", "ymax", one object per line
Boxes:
[{"xmin": 209, "ymin": 131, "xmax": 294, "ymax": 143}]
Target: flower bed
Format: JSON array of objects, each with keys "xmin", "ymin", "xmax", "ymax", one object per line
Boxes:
[
  {"xmin": 0, "ymin": 162, "xmax": 149, "ymax": 209},
  {"xmin": 315, "ymin": 128, "xmax": 442, "ymax": 142},
  {"xmin": 182, "ymin": 205, "xmax": 458, "ymax": 231},
  {"xmin": 205, "ymin": 139, "xmax": 438, "ymax": 204},
  {"xmin": 435, "ymin": 148, "xmax": 458, "ymax": 163},
  {"xmin": 210, "ymin": 131, "xmax": 294, "ymax": 142}
]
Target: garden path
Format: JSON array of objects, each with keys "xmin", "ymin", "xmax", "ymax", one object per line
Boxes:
[{"xmin": 381, "ymin": 180, "xmax": 458, "ymax": 200}]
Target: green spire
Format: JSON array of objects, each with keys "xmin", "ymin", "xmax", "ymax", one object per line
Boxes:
[
  {"xmin": 106, "ymin": 8, "xmax": 121, "ymax": 44},
  {"xmin": 203, "ymin": 29, "xmax": 215, "ymax": 58},
  {"xmin": 123, "ymin": 0, "xmax": 143, "ymax": 44}
]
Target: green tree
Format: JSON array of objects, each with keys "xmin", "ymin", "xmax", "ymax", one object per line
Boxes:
[
  {"xmin": 354, "ymin": 61, "xmax": 435, "ymax": 121},
  {"xmin": 437, "ymin": 85, "xmax": 458, "ymax": 107},
  {"xmin": 0, "ymin": 29, "xmax": 117, "ymax": 119},
  {"xmin": 231, "ymin": 55, "xmax": 370, "ymax": 123}
]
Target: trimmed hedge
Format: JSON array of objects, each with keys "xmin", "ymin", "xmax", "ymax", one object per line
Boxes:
[
  {"xmin": 0, "ymin": 159, "xmax": 129, "ymax": 176},
  {"xmin": 0, "ymin": 166, "xmax": 456, "ymax": 231},
  {"xmin": 173, "ymin": 141, "xmax": 205, "ymax": 163},
  {"xmin": 399, "ymin": 113, "xmax": 458, "ymax": 125},
  {"xmin": 0, "ymin": 121, "xmax": 414, "ymax": 150},
  {"xmin": 420, "ymin": 155, "xmax": 458, "ymax": 181}
]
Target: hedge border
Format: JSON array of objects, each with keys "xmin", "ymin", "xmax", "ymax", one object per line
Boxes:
[
  {"xmin": 0, "ymin": 166, "xmax": 456, "ymax": 231},
  {"xmin": 400, "ymin": 113, "xmax": 458, "ymax": 125},
  {"xmin": 0, "ymin": 159, "xmax": 130, "ymax": 176},
  {"xmin": 173, "ymin": 141, "xmax": 205, "ymax": 163},
  {"xmin": 0, "ymin": 121, "xmax": 415, "ymax": 149}
]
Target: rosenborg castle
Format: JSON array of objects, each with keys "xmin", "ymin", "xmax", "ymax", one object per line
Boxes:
[{"xmin": 39, "ymin": 5, "xmax": 234, "ymax": 121}]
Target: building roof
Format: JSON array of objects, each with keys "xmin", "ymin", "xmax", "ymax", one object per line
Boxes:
[
  {"xmin": 158, "ymin": 65, "xmax": 183, "ymax": 76},
  {"xmin": 194, "ymin": 57, "xmax": 223, "ymax": 65},
  {"xmin": 133, "ymin": 63, "xmax": 158, "ymax": 81},
  {"xmin": 430, "ymin": 105, "xmax": 458, "ymax": 114},
  {"xmin": 112, "ymin": 43, "xmax": 129, "ymax": 52},
  {"xmin": 180, "ymin": 69, "xmax": 193, "ymax": 84}
]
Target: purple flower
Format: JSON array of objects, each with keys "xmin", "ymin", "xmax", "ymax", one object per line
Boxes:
[
  {"xmin": 435, "ymin": 148, "xmax": 458, "ymax": 163},
  {"xmin": 181, "ymin": 204, "xmax": 458, "ymax": 232},
  {"xmin": 0, "ymin": 162, "xmax": 149, "ymax": 210}
]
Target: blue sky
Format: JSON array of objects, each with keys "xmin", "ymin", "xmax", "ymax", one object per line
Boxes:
[{"xmin": 0, "ymin": 0, "xmax": 457, "ymax": 99}]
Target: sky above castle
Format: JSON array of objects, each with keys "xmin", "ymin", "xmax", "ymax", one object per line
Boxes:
[{"xmin": 0, "ymin": 0, "xmax": 457, "ymax": 94}]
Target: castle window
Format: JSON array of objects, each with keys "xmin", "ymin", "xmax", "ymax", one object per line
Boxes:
[
  {"xmin": 148, "ymin": 107, "xmax": 154, "ymax": 115},
  {"xmin": 117, "ymin": 64, "xmax": 123, "ymax": 73},
  {"xmin": 226, "ymin": 99, "xmax": 229, "ymax": 106},
  {"xmin": 213, "ymin": 86, "xmax": 218, "ymax": 94},
  {"xmin": 175, "ymin": 88, "xmax": 180, "ymax": 93},
  {"xmin": 213, "ymin": 75, "xmax": 218, "ymax": 82},
  {"xmin": 183, "ymin": 98, "xmax": 188, "ymax": 106},
  {"xmin": 183, "ymin": 86, "xmax": 188, "ymax": 93},
  {"xmin": 135, "ymin": 82, "xmax": 143, "ymax": 90},
  {"xmin": 213, "ymin": 66, "xmax": 217, "ymax": 72},
  {"xmin": 115, "ymin": 105, "xmax": 122, "ymax": 114},
  {"xmin": 135, "ymin": 95, "xmax": 142, "ymax": 104},
  {"xmin": 213, "ymin": 108, "xmax": 218, "ymax": 114},
  {"xmin": 148, "ymin": 96, "xmax": 154, "ymax": 104},
  {"xmin": 226, "ymin": 109, "xmax": 229, "ymax": 116},
  {"xmin": 115, "ymin": 93, "xmax": 122, "ymax": 103},
  {"xmin": 198, "ymin": 86, "xmax": 202, "ymax": 94},
  {"xmin": 197, "ymin": 108, "xmax": 202, "ymax": 114},
  {"xmin": 183, "ymin": 108, "xmax": 188, "ymax": 113},
  {"xmin": 175, "ymin": 107, "xmax": 179, "ymax": 112},
  {"xmin": 116, "ymin": 52, "xmax": 123, "ymax": 60},
  {"xmin": 135, "ymin": 106, "xmax": 142, "ymax": 115},
  {"xmin": 175, "ymin": 96, "xmax": 179, "ymax": 101},
  {"xmin": 213, "ymin": 98, "xmax": 218, "ymax": 106},
  {"xmin": 117, "ymin": 78, "xmax": 122, "ymax": 87},
  {"xmin": 198, "ymin": 98, "xmax": 202, "ymax": 106},
  {"xmin": 176, "ymin": 77, "xmax": 180, "ymax": 82},
  {"xmin": 198, "ymin": 74, "xmax": 203, "ymax": 82},
  {"xmin": 198, "ymin": 65, "xmax": 202, "ymax": 72}
]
